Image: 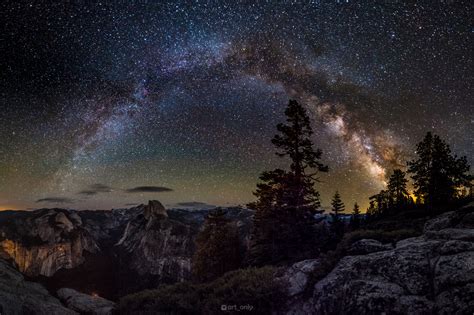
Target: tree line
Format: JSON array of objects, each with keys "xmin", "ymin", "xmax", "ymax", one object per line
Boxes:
[{"xmin": 191, "ymin": 100, "xmax": 472, "ymax": 281}]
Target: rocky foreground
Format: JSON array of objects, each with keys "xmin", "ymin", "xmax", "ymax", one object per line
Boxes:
[
  {"xmin": 0, "ymin": 201, "xmax": 473, "ymax": 314},
  {"xmin": 282, "ymin": 202, "xmax": 474, "ymax": 314},
  {"xmin": 0, "ymin": 258, "xmax": 76, "ymax": 314}
]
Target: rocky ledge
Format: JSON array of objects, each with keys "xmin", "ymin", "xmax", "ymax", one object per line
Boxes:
[
  {"xmin": 284, "ymin": 202, "xmax": 474, "ymax": 314},
  {"xmin": 0, "ymin": 258, "xmax": 76, "ymax": 314}
]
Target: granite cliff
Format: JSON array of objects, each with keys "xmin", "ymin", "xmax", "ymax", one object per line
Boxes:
[
  {"xmin": 0, "ymin": 208, "xmax": 99, "ymax": 277},
  {"xmin": 0, "ymin": 201, "xmax": 252, "ymax": 298}
]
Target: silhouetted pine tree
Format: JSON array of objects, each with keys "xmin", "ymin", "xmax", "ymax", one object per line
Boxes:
[
  {"xmin": 330, "ymin": 191, "xmax": 345, "ymax": 238},
  {"xmin": 246, "ymin": 100, "xmax": 328, "ymax": 266},
  {"xmin": 408, "ymin": 132, "xmax": 472, "ymax": 206},
  {"xmin": 366, "ymin": 200, "xmax": 376, "ymax": 222},
  {"xmin": 192, "ymin": 208, "xmax": 241, "ymax": 282},
  {"xmin": 387, "ymin": 169, "xmax": 409, "ymax": 210},
  {"xmin": 349, "ymin": 202, "xmax": 361, "ymax": 230},
  {"xmin": 369, "ymin": 190, "xmax": 392, "ymax": 217}
]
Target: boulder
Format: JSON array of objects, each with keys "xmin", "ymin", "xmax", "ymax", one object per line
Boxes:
[
  {"xmin": 278, "ymin": 259, "xmax": 320, "ymax": 296},
  {"xmin": 347, "ymin": 239, "xmax": 393, "ymax": 255},
  {"xmin": 57, "ymin": 288, "xmax": 116, "ymax": 315},
  {"xmin": 0, "ymin": 259, "xmax": 77, "ymax": 315}
]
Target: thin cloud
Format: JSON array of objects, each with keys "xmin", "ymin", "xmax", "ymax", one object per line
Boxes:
[
  {"xmin": 36, "ymin": 197, "xmax": 75, "ymax": 204},
  {"xmin": 126, "ymin": 186, "xmax": 173, "ymax": 193},
  {"xmin": 78, "ymin": 183, "xmax": 112, "ymax": 195},
  {"xmin": 78, "ymin": 190, "xmax": 98, "ymax": 196}
]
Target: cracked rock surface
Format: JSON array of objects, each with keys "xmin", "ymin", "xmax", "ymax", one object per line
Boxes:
[{"xmin": 286, "ymin": 202, "xmax": 474, "ymax": 315}]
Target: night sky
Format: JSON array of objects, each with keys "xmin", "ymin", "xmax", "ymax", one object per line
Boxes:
[{"xmin": 1, "ymin": 1, "xmax": 472, "ymax": 211}]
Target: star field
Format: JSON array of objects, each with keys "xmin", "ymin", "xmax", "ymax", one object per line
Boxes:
[{"xmin": 1, "ymin": 1, "xmax": 472, "ymax": 211}]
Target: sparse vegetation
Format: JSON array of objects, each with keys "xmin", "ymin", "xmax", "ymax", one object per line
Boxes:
[{"xmin": 119, "ymin": 266, "xmax": 283, "ymax": 314}]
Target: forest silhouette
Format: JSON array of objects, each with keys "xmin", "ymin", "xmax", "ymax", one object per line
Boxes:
[{"xmin": 192, "ymin": 100, "xmax": 473, "ymax": 281}]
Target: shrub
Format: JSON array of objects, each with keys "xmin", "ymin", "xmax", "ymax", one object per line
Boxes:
[
  {"xmin": 118, "ymin": 266, "xmax": 283, "ymax": 314},
  {"xmin": 200, "ymin": 267, "xmax": 283, "ymax": 313},
  {"xmin": 119, "ymin": 282, "xmax": 200, "ymax": 314}
]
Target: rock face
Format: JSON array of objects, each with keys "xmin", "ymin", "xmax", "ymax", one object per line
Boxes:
[
  {"xmin": 78, "ymin": 208, "xmax": 139, "ymax": 248},
  {"xmin": 113, "ymin": 204, "xmax": 252, "ymax": 294},
  {"xmin": 57, "ymin": 288, "xmax": 115, "ymax": 314},
  {"xmin": 114, "ymin": 202, "xmax": 200, "ymax": 292},
  {"xmin": 0, "ymin": 258, "xmax": 77, "ymax": 314},
  {"xmin": 286, "ymin": 202, "xmax": 474, "ymax": 314},
  {"xmin": 347, "ymin": 239, "xmax": 394, "ymax": 255},
  {"xmin": 144, "ymin": 200, "xmax": 168, "ymax": 219},
  {"xmin": 0, "ymin": 209, "xmax": 99, "ymax": 277},
  {"xmin": 278, "ymin": 259, "xmax": 320, "ymax": 297},
  {"xmin": 0, "ymin": 202, "xmax": 253, "ymax": 298}
]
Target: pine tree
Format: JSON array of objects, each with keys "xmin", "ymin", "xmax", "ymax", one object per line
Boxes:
[
  {"xmin": 408, "ymin": 132, "xmax": 472, "ymax": 206},
  {"xmin": 387, "ymin": 169, "xmax": 409, "ymax": 209},
  {"xmin": 350, "ymin": 202, "xmax": 361, "ymax": 229},
  {"xmin": 331, "ymin": 191, "xmax": 345, "ymax": 218},
  {"xmin": 192, "ymin": 208, "xmax": 241, "ymax": 282},
  {"xmin": 366, "ymin": 200, "xmax": 376, "ymax": 222},
  {"xmin": 330, "ymin": 191, "xmax": 345, "ymax": 238},
  {"xmin": 246, "ymin": 100, "xmax": 328, "ymax": 266}
]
